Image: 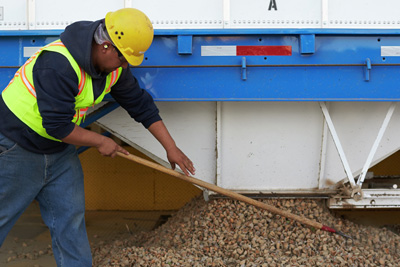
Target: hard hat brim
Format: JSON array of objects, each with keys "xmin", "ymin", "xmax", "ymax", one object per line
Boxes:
[{"xmin": 126, "ymin": 54, "xmax": 144, "ymax": 66}]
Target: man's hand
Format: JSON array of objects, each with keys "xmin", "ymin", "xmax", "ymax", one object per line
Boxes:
[
  {"xmin": 166, "ymin": 146, "xmax": 196, "ymax": 176},
  {"xmin": 95, "ymin": 136, "xmax": 130, "ymax": 158},
  {"xmin": 148, "ymin": 120, "xmax": 196, "ymax": 176}
]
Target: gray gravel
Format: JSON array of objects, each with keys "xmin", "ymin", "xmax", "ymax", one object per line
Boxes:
[{"xmin": 92, "ymin": 196, "xmax": 400, "ymax": 266}]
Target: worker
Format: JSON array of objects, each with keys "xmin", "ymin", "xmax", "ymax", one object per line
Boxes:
[{"xmin": 0, "ymin": 8, "xmax": 195, "ymax": 266}]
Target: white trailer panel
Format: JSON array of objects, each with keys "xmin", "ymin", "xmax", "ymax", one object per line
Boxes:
[
  {"xmin": 96, "ymin": 102, "xmax": 400, "ymax": 195},
  {"xmin": 1, "ymin": 0, "xmax": 399, "ymax": 30},
  {"xmin": 219, "ymin": 102, "xmax": 323, "ymax": 190},
  {"xmin": 326, "ymin": 0, "xmax": 400, "ymax": 29},
  {"xmin": 96, "ymin": 102, "xmax": 218, "ymax": 186}
]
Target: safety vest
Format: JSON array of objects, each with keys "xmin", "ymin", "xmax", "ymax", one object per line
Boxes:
[{"xmin": 1, "ymin": 39, "xmax": 122, "ymax": 141}]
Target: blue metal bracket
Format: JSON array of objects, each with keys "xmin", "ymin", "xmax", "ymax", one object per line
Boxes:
[
  {"xmin": 300, "ymin": 34, "xmax": 315, "ymax": 54},
  {"xmin": 177, "ymin": 35, "xmax": 193, "ymax": 55},
  {"xmin": 242, "ymin": 57, "xmax": 247, "ymax": 81},
  {"xmin": 365, "ymin": 58, "xmax": 372, "ymax": 82}
]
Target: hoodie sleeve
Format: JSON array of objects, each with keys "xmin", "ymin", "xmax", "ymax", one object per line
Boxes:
[
  {"xmin": 33, "ymin": 51, "xmax": 79, "ymax": 139},
  {"xmin": 110, "ymin": 68, "xmax": 161, "ymax": 129}
]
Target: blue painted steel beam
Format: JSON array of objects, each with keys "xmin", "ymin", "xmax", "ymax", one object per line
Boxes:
[
  {"xmin": 132, "ymin": 65, "xmax": 400, "ymax": 101},
  {"xmin": 1, "ymin": 29, "xmax": 400, "ymax": 101},
  {"xmin": 140, "ymin": 35, "xmax": 400, "ymax": 66}
]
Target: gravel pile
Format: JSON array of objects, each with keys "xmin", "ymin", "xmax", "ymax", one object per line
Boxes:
[{"xmin": 92, "ymin": 196, "xmax": 400, "ymax": 266}]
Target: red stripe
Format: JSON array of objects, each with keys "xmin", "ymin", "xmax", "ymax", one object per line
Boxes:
[
  {"xmin": 321, "ymin": 225, "xmax": 336, "ymax": 233},
  {"xmin": 236, "ymin": 45, "xmax": 292, "ymax": 56}
]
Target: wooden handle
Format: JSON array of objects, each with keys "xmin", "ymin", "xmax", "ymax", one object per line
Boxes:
[{"xmin": 116, "ymin": 152, "xmax": 324, "ymax": 230}]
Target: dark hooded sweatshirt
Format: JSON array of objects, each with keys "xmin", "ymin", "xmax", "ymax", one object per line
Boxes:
[{"xmin": 0, "ymin": 19, "xmax": 161, "ymax": 154}]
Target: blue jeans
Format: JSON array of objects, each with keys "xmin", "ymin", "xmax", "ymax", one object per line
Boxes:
[{"xmin": 0, "ymin": 132, "xmax": 92, "ymax": 266}]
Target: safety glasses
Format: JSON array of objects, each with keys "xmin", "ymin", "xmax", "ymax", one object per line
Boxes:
[{"xmin": 112, "ymin": 45, "xmax": 127, "ymax": 63}]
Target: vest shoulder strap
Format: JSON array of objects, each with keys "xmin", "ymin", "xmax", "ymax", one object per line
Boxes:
[{"xmin": 42, "ymin": 40, "xmax": 85, "ymax": 92}]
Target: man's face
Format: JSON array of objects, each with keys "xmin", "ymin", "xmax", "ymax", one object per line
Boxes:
[{"xmin": 99, "ymin": 44, "xmax": 129, "ymax": 73}]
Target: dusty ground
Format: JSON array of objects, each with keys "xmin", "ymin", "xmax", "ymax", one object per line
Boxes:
[
  {"xmin": 0, "ymin": 202, "xmax": 55, "ymax": 267},
  {"xmin": 0, "ymin": 201, "xmax": 174, "ymax": 267}
]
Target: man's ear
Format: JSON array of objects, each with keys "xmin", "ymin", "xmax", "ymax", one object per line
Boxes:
[{"xmin": 102, "ymin": 42, "xmax": 112, "ymax": 51}]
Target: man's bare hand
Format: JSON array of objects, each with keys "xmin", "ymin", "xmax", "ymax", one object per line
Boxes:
[
  {"xmin": 166, "ymin": 146, "xmax": 196, "ymax": 176},
  {"xmin": 96, "ymin": 136, "xmax": 129, "ymax": 158}
]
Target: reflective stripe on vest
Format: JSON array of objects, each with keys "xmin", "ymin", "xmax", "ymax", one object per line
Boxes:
[
  {"xmin": 1, "ymin": 39, "xmax": 122, "ymax": 141},
  {"xmin": 72, "ymin": 68, "xmax": 120, "ymax": 123}
]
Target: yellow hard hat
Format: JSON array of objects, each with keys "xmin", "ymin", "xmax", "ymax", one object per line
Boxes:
[{"xmin": 105, "ymin": 8, "xmax": 154, "ymax": 66}]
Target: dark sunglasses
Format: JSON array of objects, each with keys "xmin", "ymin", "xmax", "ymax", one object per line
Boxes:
[{"xmin": 112, "ymin": 45, "xmax": 127, "ymax": 63}]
